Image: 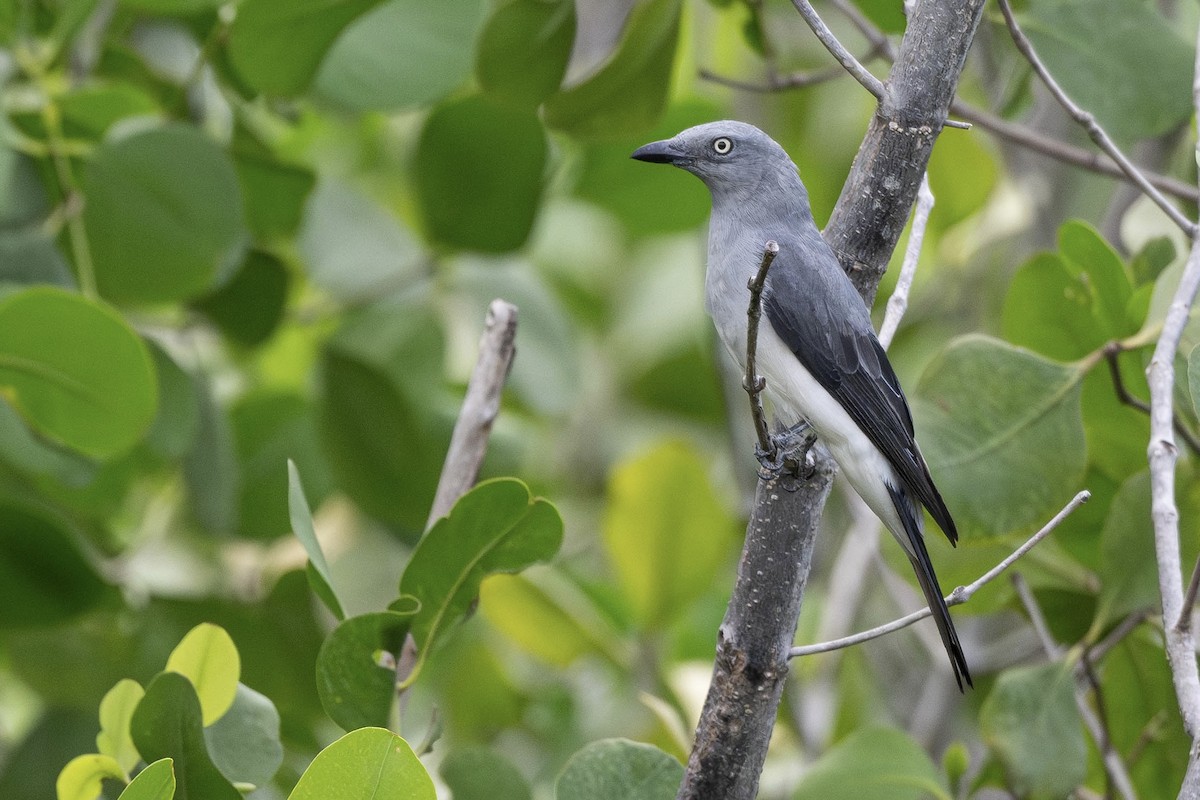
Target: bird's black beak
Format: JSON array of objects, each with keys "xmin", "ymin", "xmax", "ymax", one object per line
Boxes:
[{"xmin": 631, "ymin": 139, "xmax": 684, "ymax": 164}]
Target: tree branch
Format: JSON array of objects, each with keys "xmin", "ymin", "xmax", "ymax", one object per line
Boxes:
[
  {"xmin": 995, "ymin": 0, "xmax": 1197, "ymax": 239},
  {"xmin": 789, "ymin": 490, "xmax": 1089, "ymax": 658},
  {"xmin": 743, "ymin": 241, "xmax": 780, "ymax": 455},
  {"xmin": 789, "ymin": 0, "xmax": 885, "ymax": 100},
  {"xmin": 878, "ymin": 173, "xmax": 934, "ymax": 349}
]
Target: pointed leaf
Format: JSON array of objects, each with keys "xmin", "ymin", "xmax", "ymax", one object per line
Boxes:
[
  {"xmin": 288, "ymin": 728, "xmax": 435, "ymax": 799},
  {"xmin": 130, "ymin": 673, "xmax": 241, "ymax": 800},
  {"xmin": 56, "ymin": 754, "xmax": 125, "ymax": 800},
  {"xmin": 980, "ymin": 663, "xmax": 1086, "ymax": 798},
  {"xmin": 165, "ymin": 624, "xmax": 240, "ymax": 726},
  {"xmin": 793, "ymin": 727, "xmax": 948, "ymax": 800},
  {"xmin": 288, "ymin": 459, "xmax": 344, "ymax": 620},
  {"xmin": 555, "ymin": 739, "xmax": 682, "ymax": 800},
  {"xmin": 116, "ymin": 759, "xmax": 175, "ymax": 800},
  {"xmin": 97, "ymin": 680, "xmax": 145, "ymax": 775},
  {"xmin": 398, "ymin": 478, "xmax": 562, "ymax": 686},
  {"xmin": 915, "ymin": 335, "xmax": 1087, "ymax": 536},
  {"xmin": 1058, "ymin": 220, "xmax": 1134, "ymax": 338},
  {"xmin": 0, "ymin": 286, "xmax": 156, "ymax": 459}
]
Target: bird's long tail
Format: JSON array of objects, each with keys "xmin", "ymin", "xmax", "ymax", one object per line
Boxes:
[{"xmin": 888, "ymin": 484, "xmax": 973, "ymax": 691}]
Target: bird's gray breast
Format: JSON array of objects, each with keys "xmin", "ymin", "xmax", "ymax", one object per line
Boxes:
[{"xmin": 704, "ymin": 209, "xmax": 782, "ymax": 368}]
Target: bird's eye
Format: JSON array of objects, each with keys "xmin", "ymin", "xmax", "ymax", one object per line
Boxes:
[{"xmin": 712, "ymin": 137, "xmax": 734, "ymax": 155}]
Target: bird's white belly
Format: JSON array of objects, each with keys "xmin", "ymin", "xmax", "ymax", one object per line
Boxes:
[{"xmin": 752, "ymin": 324, "xmax": 910, "ymax": 549}]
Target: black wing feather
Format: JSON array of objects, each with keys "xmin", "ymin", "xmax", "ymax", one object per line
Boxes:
[{"xmin": 762, "ymin": 249, "xmax": 958, "ymax": 544}]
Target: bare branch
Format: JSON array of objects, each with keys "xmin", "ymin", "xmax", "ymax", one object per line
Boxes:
[
  {"xmin": 995, "ymin": 0, "xmax": 1197, "ymax": 239},
  {"xmin": 1012, "ymin": 575, "xmax": 1139, "ymax": 800},
  {"xmin": 1088, "ymin": 611, "xmax": 1150, "ymax": 664},
  {"xmin": 426, "ymin": 299, "xmax": 519, "ymax": 528},
  {"xmin": 789, "ymin": 490, "xmax": 1090, "ymax": 658},
  {"xmin": 1104, "ymin": 342, "xmax": 1200, "ymax": 456},
  {"xmin": 1182, "ymin": 555, "xmax": 1200, "ymax": 634},
  {"xmin": 789, "ymin": 0, "xmax": 885, "ymax": 100},
  {"xmin": 878, "ymin": 174, "xmax": 934, "ymax": 349},
  {"xmin": 744, "ymin": 241, "xmax": 780, "ymax": 455}
]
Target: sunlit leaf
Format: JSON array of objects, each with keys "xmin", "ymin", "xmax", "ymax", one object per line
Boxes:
[
  {"xmin": 56, "ymin": 754, "xmax": 125, "ymax": 800},
  {"xmin": 116, "ymin": 758, "xmax": 174, "ymax": 800},
  {"xmin": 0, "ymin": 287, "xmax": 156, "ymax": 459},
  {"xmin": 793, "ymin": 727, "xmax": 948, "ymax": 800},
  {"xmin": 915, "ymin": 335, "xmax": 1087, "ymax": 536},
  {"xmin": 1002, "ymin": 252, "xmax": 1106, "ymax": 360},
  {"xmin": 164, "ymin": 623, "xmax": 241, "ymax": 726},
  {"xmin": 1057, "ymin": 220, "xmax": 1135, "ymax": 338},
  {"xmin": 980, "ymin": 663, "xmax": 1086, "ymax": 798},
  {"xmin": 480, "ymin": 572, "xmax": 613, "ymax": 666},
  {"xmin": 288, "ymin": 728, "xmax": 435, "ymax": 799},
  {"xmin": 97, "ymin": 680, "xmax": 145, "ymax": 775}
]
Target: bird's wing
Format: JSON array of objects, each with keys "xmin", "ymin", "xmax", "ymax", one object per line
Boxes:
[{"xmin": 762, "ymin": 254, "xmax": 958, "ymax": 544}]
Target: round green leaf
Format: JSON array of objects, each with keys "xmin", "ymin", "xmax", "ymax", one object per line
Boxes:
[
  {"xmin": 415, "ymin": 96, "xmax": 546, "ymax": 253},
  {"xmin": 227, "ymin": 0, "xmax": 384, "ymax": 96},
  {"xmin": 914, "ymin": 335, "xmax": 1087, "ymax": 536},
  {"xmin": 604, "ymin": 441, "xmax": 737, "ymax": 628},
  {"xmin": 289, "ymin": 728, "xmax": 435, "ymax": 799},
  {"xmin": 476, "ymin": 0, "xmax": 575, "ymax": 108},
  {"xmin": 980, "ymin": 663, "xmax": 1086, "ymax": 798},
  {"xmin": 1002, "ymin": 252, "xmax": 1105, "ymax": 361},
  {"xmin": 316, "ymin": 611, "xmax": 412, "ymax": 731},
  {"xmin": 315, "ymin": 0, "xmax": 487, "ymax": 111},
  {"xmin": 165, "ymin": 623, "xmax": 241, "ymax": 726},
  {"xmin": 0, "ymin": 501, "xmax": 111, "ymax": 629},
  {"xmin": 97, "ymin": 679, "xmax": 145, "ymax": 775},
  {"xmin": 555, "ymin": 739, "xmax": 682, "ymax": 800},
  {"xmin": 440, "ymin": 746, "xmax": 531, "ymax": 800},
  {"xmin": 143, "ymin": 342, "xmax": 200, "ymax": 461},
  {"xmin": 480, "ymin": 573, "xmax": 609, "ymax": 667},
  {"xmin": 56, "ymin": 754, "xmax": 125, "ymax": 800},
  {"xmin": 234, "ymin": 152, "xmax": 315, "ymax": 241},
  {"xmin": 116, "ymin": 758, "xmax": 174, "ymax": 800},
  {"xmin": 794, "ymin": 727, "xmax": 948, "ymax": 800},
  {"xmin": 191, "ymin": 251, "xmax": 289, "ymax": 348},
  {"xmin": 84, "ymin": 124, "xmax": 247, "ymax": 304},
  {"xmin": 202, "ymin": 684, "xmax": 283, "ymax": 790},
  {"xmin": 0, "ymin": 286, "xmax": 156, "ymax": 459}
]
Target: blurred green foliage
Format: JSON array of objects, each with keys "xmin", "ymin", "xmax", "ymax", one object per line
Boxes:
[{"xmin": 0, "ymin": 0, "xmax": 1197, "ymax": 797}]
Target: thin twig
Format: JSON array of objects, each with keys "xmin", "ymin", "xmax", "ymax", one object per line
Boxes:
[
  {"xmin": 744, "ymin": 241, "xmax": 780, "ymax": 455},
  {"xmin": 1088, "ymin": 611, "xmax": 1150, "ymax": 664},
  {"xmin": 699, "ymin": 65, "xmax": 849, "ymax": 94},
  {"xmin": 426, "ymin": 299, "xmax": 519, "ymax": 528},
  {"xmin": 1104, "ymin": 343, "xmax": 1200, "ymax": 456},
  {"xmin": 878, "ymin": 174, "xmax": 934, "ymax": 349},
  {"xmin": 1182, "ymin": 555, "xmax": 1200, "ymax": 634},
  {"xmin": 995, "ymin": 0, "xmax": 1197, "ymax": 239},
  {"xmin": 789, "ymin": 0, "xmax": 885, "ymax": 100},
  {"xmin": 789, "ymin": 490, "xmax": 1090, "ymax": 658},
  {"xmin": 1013, "ymin": 574, "xmax": 1139, "ymax": 800}
]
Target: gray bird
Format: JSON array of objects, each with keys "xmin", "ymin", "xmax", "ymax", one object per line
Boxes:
[{"xmin": 632, "ymin": 120, "xmax": 971, "ymax": 690}]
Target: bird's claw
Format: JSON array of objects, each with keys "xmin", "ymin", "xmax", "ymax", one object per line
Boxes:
[{"xmin": 756, "ymin": 424, "xmax": 818, "ymax": 481}]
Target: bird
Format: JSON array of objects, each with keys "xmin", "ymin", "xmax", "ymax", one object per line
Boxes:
[{"xmin": 631, "ymin": 120, "xmax": 971, "ymax": 690}]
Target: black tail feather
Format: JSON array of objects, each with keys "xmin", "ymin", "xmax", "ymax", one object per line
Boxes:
[{"xmin": 888, "ymin": 483, "xmax": 973, "ymax": 691}]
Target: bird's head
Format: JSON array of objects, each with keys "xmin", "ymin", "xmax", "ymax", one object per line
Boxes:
[{"xmin": 630, "ymin": 120, "xmax": 798, "ymax": 196}]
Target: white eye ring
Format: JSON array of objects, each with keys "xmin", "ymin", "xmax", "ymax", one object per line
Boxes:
[{"xmin": 712, "ymin": 137, "xmax": 733, "ymax": 155}]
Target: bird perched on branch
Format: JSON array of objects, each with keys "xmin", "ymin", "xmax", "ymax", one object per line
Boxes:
[{"xmin": 632, "ymin": 120, "xmax": 971, "ymax": 690}]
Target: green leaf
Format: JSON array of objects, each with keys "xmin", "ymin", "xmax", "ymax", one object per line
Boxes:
[
  {"xmin": 399, "ymin": 478, "xmax": 563, "ymax": 687},
  {"xmin": 793, "ymin": 727, "xmax": 949, "ymax": 800},
  {"xmin": 288, "ymin": 728, "xmax": 435, "ymax": 799},
  {"xmin": 1002, "ymin": 252, "xmax": 1106, "ymax": 360},
  {"xmin": 316, "ymin": 611, "xmax": 413, "ymax": 731},
  {"xmin": 1095, "ymin": 471, "xmax": 1157, "ymax": 627},
  {"xmin": 288, "ymin": 458, "xmax": 344, "ymax": 620},
  {"xmin": 850, "ymin": 0, "xmax": 905, "ymax": 33},
  {"xmin": 97, "ymin": 679, "xmax": 145, "ymax": 775},
  {"xmin": 415, "ymin": 96, "xmax": 546, "ymax": 253},
  {"xmin": 233, "ymin": 392, "xmax": 330, "ymax": 540},
  {"xmin": 604, "ymin": 441, "xmax": 736, "ymax": 628},
  {"xmin": 0, "ymin": 502, "xmax": 111, "ymax": 629},
  {"xmin": 1057, "ymin": 220, "xmax": 1135, "ymax": 338},
  {"xmin": 914, "ymin": 335, "xmax": 1087, "ymax": 536},
  {"xmin": 476, "ymin": 0, "xmax": 575, "ymax": 108},
  {"xmin": 164, "ymin": 623, "xmax": 241, "ymax": 726},
  {"xmin": 543, "ymin": 0, "xmax": 682, "ymax": 139},
  {"xmin": 116, "ymin": 758, "xmax": 175, "ymax": 800},
  {"xmin": 84, "ymin": 125, "xmax": 247, "ymax": 304},
  {"xmin": 440, "ymin": 746, "xmax": 531, "ymax": 800},
  {"xmin": 191, "ymin": 251, "xmax": 289, "ymax": 348},
  {"xmin": 202, "ymin": 684, "xmax": 283, "ymax": 790},
  {"xmin": 130, "ymin": 673, "xmax": 242, "ymax": 800},
  {"xmin": 555, "ymin": 739, "xmax": 682, "ymax": 800},
  {"xmin": 575, "ymin": 99, "xmax": 720, "ymax": 236},
  {"xmin": 234, "ymin": 151, "xmax": 316, "ymax": 241},
  {"xmin": 181, "ymin": 379, "xmax": 239, "ymax": 534},
  {"xmin": 1130, "ymin": 236, "xmax": 1176, "ymax": 286},
  {"xmin": 479, "ymin": 572, "xmax": 614, "ymax": 666},
  {"xmin": 315, "ymin": 0, "xmax": 487, "ymax": 111},
  {"xmin": 227, "ymin": 0, "xmax": 385, "ymax": 96},
  {"xmin": 56, "ymin": 754, "xmax": 125, "ymax": 800},
  {"xmin": 0, "ymin": 286, "xmax": 156, "ymax": 459},
  {"xmin": 927, "ymin": 123, "xmax": 997, "ymax": 230},
  {"xmin": 1190, "ymin": 344, "xmax": 1200, "ymax": 418},
  {"xmin": 980, "ymin": 663, "xmax": 1086, "ymax": 799},
  {"xmin": 143, "ymin": 342, "xmax": 200, "ymax": 462},
  {"xmin": 120, "ymin": 0, "xmax": 224, "ymax": 12},
  {"xmin": 0, "ymin": 228, "xmax": 74, "ymax": 287},
  {"xmin": 1018, "ymin": 0, "xmax": 1194, "ymax": 140}
]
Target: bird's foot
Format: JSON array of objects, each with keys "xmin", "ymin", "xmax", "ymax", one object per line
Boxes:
[{"xmin": 756, "ymin": 423, "xmax": 818, "ymax": 482}]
